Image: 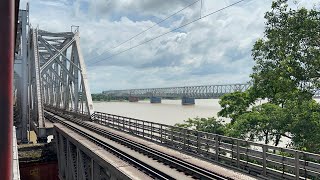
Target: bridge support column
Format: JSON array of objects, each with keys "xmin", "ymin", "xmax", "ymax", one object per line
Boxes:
[
  {"xmin": 181, "ymin": 97, "xmax": 195, "ymax": 105},
  {"xmin": 150, "ymin": 96, "xmax": 161, "ymax": 103},
  {"xmin": 128, "ymin": 96, "xmax": 139, "ymax": 102},
  {"xmin": 0, "ymin": 0, "xmax": 14, "ymax": 179}
]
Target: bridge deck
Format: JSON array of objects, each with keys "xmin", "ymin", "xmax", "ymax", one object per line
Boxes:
[
  {"xmin": 55, "ymin": 123, "xmax": 153, "ymax": 180},
  {"xmin": 55, "ymin": 120, "xmax": 195, "ymax": 179},
  {"xmin": 44, "ymin": 119, "xmax": 54, "ymax": 128},
  {"xmin": 84, "ymin": 121, "xmax": 257, "ymax": 180}
]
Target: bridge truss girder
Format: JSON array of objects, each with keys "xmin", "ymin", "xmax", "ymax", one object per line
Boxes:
[
  {"xmin": 103, "ymin": 84, "xmax": 251, "ymax": 99},
  {"xmin": 28, "ymin": 28, "xmax": 94, "ymax": 139},
  {"xmin": 103, "ymin": 84, "xmax": 320, "ymax": 100},
  {"xmin": 13, "ymin": 8, "xmax": 29, "ymax": 142}
]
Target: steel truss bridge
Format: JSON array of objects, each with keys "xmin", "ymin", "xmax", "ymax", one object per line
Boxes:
[
  {"xmin": 103, "ymin": 84, "xmax": 320, "ymax": 100},
  {"xmin": 103, "ymin": 84, "xmax": 251, "ymax": 99},
  {"xmin": 14, "ymin": 6, "xmax": 93, "ymax": 142},
  {"xmin": 7, "ymin": 4, "xmax": 320, "ymax": 180}
]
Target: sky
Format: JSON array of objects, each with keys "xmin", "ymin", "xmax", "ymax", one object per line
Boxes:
[{"xmin": 20, "ymin": 0, "xmax": 319, "ymax": 93}]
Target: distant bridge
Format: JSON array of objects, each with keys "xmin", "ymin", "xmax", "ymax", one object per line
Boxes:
[
  {"xmin": 103, "ymin": 83, "xmax": 251, "ymax": 104},
  {"xmin": 103, "ymin": 83, "xmax": 320, "ymax": 105}
]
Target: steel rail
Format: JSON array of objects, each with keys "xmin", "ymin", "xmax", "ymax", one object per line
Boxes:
[
  {"xmin": 45, "ymin": 106, "xmax": 320, "ymax": 179},
  {"xmin": 68, "ymin": 117, "xmax": 227, "ymax": 179},
  {"xmin": 45, "ymin": 109, "xmax": 230, "ymax": 180},
  {"xmin": 45, "ymin": 110, "xmax": 170, "ymax": 180},
  {"xmin": 74, "ymin": 121, "xmax": 228, "ymax": 180}
]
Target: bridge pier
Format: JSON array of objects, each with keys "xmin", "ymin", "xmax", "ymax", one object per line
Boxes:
[
  {"xmin": 150, "ymin": 96, "xmax": 161, "ymax": 103},
  {"xmin": 181, "ymin": 97, "xmax": 195, "ymax": 105},
  {"xmin": 128, "ymin": 96, "xmax": 139, "ymax": 102}
]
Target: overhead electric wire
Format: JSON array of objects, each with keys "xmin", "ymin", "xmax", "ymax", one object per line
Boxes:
[
  {"xmin": 88, "ymin": 0, "xmax": 246, "ymax": 66},
  {"xmin": 86, "ymin": 0, "xmax": 200, "ymax": 63}
]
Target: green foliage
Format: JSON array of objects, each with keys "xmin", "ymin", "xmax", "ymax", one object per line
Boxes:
[
  {"xmin": 248, "ymin": 0, "xmax": 320, "ymax": 152},
  {"xmin": 251, "ymin": 0, "xmax": 320, "ymax": 105},
  {"xmin": 285, "ymin": 100, "xmax": 320, "ymax": 152},
  {"xmin": 91, "ymin": 93, "xmax": 111, "ymax": 101},
  {"xmin": 218, "ymin": 91, "xmax": 253, "ymax": 123},
  {"xmin": 228, "ymin": 103, "xmax": 289, "ymax": 145},
  {"xmin": 214, "ymin": 0, "xmax": 320, "ymax": 153},
  {"xmin": 175, "ymin": 117, "xmax": 226, "ymax": 135}
]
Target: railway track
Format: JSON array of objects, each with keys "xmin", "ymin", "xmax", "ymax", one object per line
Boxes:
[{"xmin": 45, "ymin": 109, "xmax": 231, "ymax": 180}]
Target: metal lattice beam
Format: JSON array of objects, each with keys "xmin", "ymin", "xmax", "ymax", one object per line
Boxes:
[
  {"xmin": 30, "ymin": 28, "xmax": 94, "ymax": 115},
  {"xmin": 13, "ymin": 8, "xmax": 29, "ymax": 142},
  {"xmin": 103, "ymin": 84, "xmax": 251, "ymax": 99},
  {"xmin": 103, "ymin": 84, "xmax": 320, "ymax": 99},
  {"xmin": 26, "ymin": 27, "xmax": 94, "ymax": 140}
]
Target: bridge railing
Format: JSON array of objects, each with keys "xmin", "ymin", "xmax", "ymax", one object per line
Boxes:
[
  {"xmin": 91, "ymin": 111, "xmax": 320, "ymax": 180},
  {"xmin": 45, "ymin": 105, "xmax": 91, "ymax": 120}
]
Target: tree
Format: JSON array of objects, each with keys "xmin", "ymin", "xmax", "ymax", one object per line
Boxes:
[
  {"xmin": 285, "ymin": 100, "xmax": 320, "ymax": 153},
  {"xmin": 216, "ymin": 0, "xmax": 320, "ymax": 151},
  {"xmin": 91, "ymin": 93, "xmax": 111, "ymax": 101},
  {"xmin": 218, "ymin": 91, "xmax": 253, "ymax": 123},
  {"xmin": 247, "ymin": 0, "xmax": 320, "ymax": 151},
  {"xmin": 227, "ymin": 103, "xmax": 289, "ymax": 145},
  {"xmin": 251, "ymin": 0, "xmax": 320, "ymax": 106},
  {"xmin": 175, "ymin": 117, "xmax": 226, "ymax": 135}
]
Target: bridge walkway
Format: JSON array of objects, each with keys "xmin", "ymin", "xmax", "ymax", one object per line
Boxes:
[
  {"xmin": 46, "ymin": 109, "xmax": 256, "ymax": 180},
  {"xmin": 85, "ymin": 121, "xmax": 257, "ymax": 180},
  {"xmin": 55, "ymin": 120, "xmax": 194, "ymax": 179},
  {"xmin": 54, "ymin": 123, "xmax": 153, "ymax": 180},
  {"xmin": 44, "ymin": 106, "xmax": 320, "ymax": 179}
]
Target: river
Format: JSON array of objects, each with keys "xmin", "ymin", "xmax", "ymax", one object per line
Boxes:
[
  {"xmin": 93, "ymin": 98, "xmax": 291, "ymax": 147},
  {"xmin": 93, "ymin": 99, "xmax": 226, "ymax": 125},
  {"xmin": 93, "ymin": 98, "xmax": 320, "ymax": 147},
  {"xmin": 94, "ymin": 99, "xmax": 320, "ymax": 125}
]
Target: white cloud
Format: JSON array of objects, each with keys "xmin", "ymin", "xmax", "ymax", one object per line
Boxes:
[{"xmin": 19, "ymin": 0, "xmax": 318, "ymax": 93}]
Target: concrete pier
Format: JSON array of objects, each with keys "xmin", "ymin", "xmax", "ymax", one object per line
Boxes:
[
  {"xmin": 181, "ymin": 97, "xmax": 195, "ymax": 105},
  {"xmin": 128, "ymin": 96, "xmax": 139, "ymax": 102},
  {"xmin": 150, "ymin": 96, "xmax": 162, "ymax": 103}
]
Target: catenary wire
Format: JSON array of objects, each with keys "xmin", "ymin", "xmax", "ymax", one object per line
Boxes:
[
  {"xmin": 88, "ymin": 0, "xmax": 246, "ymax": 66},
  {"xmin": 86, "ymin": 0, "xmax": 200, "ymax": 63}
]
